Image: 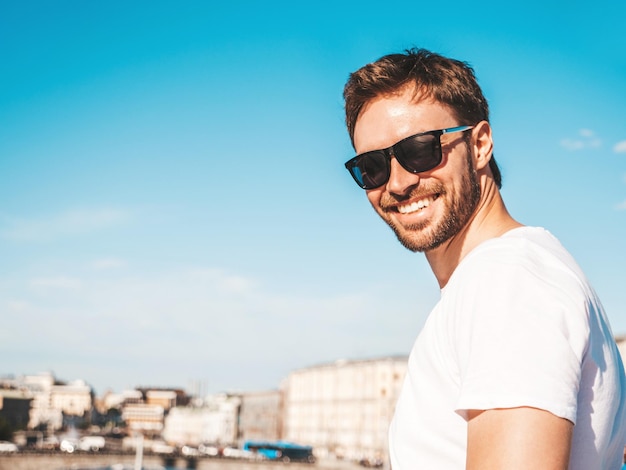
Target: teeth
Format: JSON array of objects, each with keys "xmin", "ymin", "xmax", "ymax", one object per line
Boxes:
[{"xmin": 398, "ymin": 197, "xmax": 433, "ymax": 214}]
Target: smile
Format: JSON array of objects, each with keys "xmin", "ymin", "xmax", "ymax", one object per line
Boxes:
[{"xmin": 397, "ymin": 195, "xmax": 439, "ymax": 214}]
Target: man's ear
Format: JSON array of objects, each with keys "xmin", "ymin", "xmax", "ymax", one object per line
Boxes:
[{"xmin": 472, "ymin": 121, "xmax": 493, "ymax": 171}]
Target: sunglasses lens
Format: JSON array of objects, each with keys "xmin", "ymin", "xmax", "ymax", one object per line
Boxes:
[
  {"xmin": 395, "ymin": 133, "xmax": 440, "ymax": 173},
  {"xmin": 349, "ymin": 151, "xmax": 389, "ymax": 189}
]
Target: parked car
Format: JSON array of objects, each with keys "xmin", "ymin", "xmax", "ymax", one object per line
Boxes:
[
  {"xmin": 78, "ymin": 436, "xmax": 106, "ymax": 452},
  {"xmin": 198, "ymin": 443, "xmax": 219, "ymax": 456},
  {"xmin": 223, "ymin": 446, "xmax": 266, "ymax": 460},
  {"xmin": 0, "ymin": 441, "xmax": 18, "ymax": 453},
  {"xmin": 243, "ymin": 440, "xmax": 314, "ymax": 463},
  {"xmin": 60, "ymin": 439, "xmax": 78, "ymax": 453},
  {"xmin": 151, "ymin": 441, "xmax": 175, "ymax": 455},
  {"xmin": 181, "ymin": 445, "xmax": 201, "ymax": 457},
  {"xmin": 41, "ymin": 436, "xmax": 60, "ymax": 450}
]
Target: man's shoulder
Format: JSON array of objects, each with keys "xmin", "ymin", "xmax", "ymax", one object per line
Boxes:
[
  {"xmin": 448, "ymin": 226, "xmax": 590, "ymax": 297},
  {"xmin": 471, "ymin": 226, "xmax": 560, "ymax": 256},
  {"xmin": 463, "ymin": 226, "xmax": 580, "ymax": 274}
]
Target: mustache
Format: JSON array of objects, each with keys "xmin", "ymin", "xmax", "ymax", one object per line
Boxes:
[{"xmin": 379, "ymin": 183, "xmax": 446, "ymax": 211}]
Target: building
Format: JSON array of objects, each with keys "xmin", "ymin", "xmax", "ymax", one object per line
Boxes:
[
  {"xmin": 106, "ymin": 387, "xmax": 190, "ymax": 438},
  {"xmin": 18, "ymin": 373, "xmax": 60, "ymax": 430},
  {"xmin": 238, "ymin": 389, "xmax": 282, "ymax": 442},
  {"xmin": 137, "ymin": 387, "xmax": 189, "ymax": 408},
  {"xmin": 162, "ymin": 393, "xmax": 241, "ymax": 446},
  {"xmin": 146, "ymin": 390, "xmax": 177, "ymax": 411},
  {"xmin": 162, "ymin": 406, "xmax": 211, "ymax": 446},
  {"xmin": 283, "ymin": 356, "xmax": 407, "ymax": 462},
  {"xmin": 0, "ymin": 389, "xmax": 32, "ymax": 431},
  {"xmin": 122, "ymin": 403, "xmax": 165, "ymax": 435},
  {"xmin": 0, "ymin": 373, "xmax": 92, "ymax": 430},
  {"xmin": 100, "ymin": 389, "xmax": 143, "ymax": 413},
  {"xmin": 50, "ymin": 380, "xmax": 92, "ymax": 417}
]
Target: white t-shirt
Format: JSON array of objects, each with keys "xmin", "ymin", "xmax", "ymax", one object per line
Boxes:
[{"xmin": 389, "ymin": 227, "xmax": 626, "ymax": 469}]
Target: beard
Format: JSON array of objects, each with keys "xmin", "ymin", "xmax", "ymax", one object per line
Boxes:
[{"xmin": 382, "ymin": 151, "xmax": 481, "ymax": 253}]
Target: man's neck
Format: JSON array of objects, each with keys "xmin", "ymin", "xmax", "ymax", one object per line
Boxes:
[{"xmin": 425, "ymin": 188, "xmax": 522, "ymax": 289}]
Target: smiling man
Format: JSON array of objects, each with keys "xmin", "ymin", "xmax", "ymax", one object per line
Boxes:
[{"xmin": 343, "ymin": 48, "xmax": 626, "ymax": 469}]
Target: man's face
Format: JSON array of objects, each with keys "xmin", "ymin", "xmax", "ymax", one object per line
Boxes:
[{"xmin": 353, "ymin": 89, "xmax": 481, "ymax": 253}]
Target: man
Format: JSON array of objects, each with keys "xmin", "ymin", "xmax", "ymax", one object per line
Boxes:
[{"xmin": 343, "ymin": 48, "xmax": 626, "ymax": 469}]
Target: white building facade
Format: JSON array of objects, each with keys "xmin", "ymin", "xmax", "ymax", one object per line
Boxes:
[
  {"xmin": 21, "ymin": 373, "xmax": 61, "ymax": 429},
  {"xmin": 162, "ymin": 394, "xmax": 241, "ymax": 446},
  {"xmin": 50, "ymin": 379, "xmax": 92, "ymax": 417},
  {"xmin": 283, "ymin": 357, "xmax": 407, "ymax": 462}
]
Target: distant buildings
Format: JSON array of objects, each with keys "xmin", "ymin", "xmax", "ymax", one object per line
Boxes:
[
  {"xmin": 239, "ymin": 389, "xmax": 282, "ymax": 442},
  {"xmin": 107, "ymin": 387, "xmax": 187, "ymax": 437},
  {"xmin": 0, "ymin": 357, "xmax": 406, "ymax": 462},
  {"xmin": 163, "ymin": 393, "xmax": 241, "ymax": 446},
  {"xmin": 283, "ymin": 357, "xmax": 407, "ymax": 462},
  {"xmin": 50, "ymin": 379, "xmax": 92, "ymax": 418},
  {"xmin": 0, "ymin": 389, "xmax": 32, "ymax": 432},
  {"xmin": 122, "ymin": 403, "xmax": 165, "ymax": 435},
  {"xmin": 5, "ymin": 342, "xmax": 625, "ymax": 463},
  {"xmin": 0, "ymin": 373, "xmax": 92, "ymax": 431}
]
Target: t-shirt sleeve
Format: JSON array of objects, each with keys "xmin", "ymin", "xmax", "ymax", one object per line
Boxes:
[{"xmin": 451, "ymin": 241, "xmax": 590, "ymax": 423}]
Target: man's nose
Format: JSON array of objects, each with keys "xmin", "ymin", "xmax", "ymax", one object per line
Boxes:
[{"xmin": 386, "ymin": 156, "xmax": 420, "ymax": 196}]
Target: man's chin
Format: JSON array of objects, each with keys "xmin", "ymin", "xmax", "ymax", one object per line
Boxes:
[
  {"xmin": 393, "ymin": 230, "xmax": 430, "ymax": 253},
  {"xmin": 391, "ymin": 224, "xmax": 451, "ymax": 253}
]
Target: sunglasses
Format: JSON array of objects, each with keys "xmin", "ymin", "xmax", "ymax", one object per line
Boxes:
[{"xmin": 345, "ymin": 125, "xmax": 474, "ymax": 189}]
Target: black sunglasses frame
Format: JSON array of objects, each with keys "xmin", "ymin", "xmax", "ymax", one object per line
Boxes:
[{"xmin": 345, "ymin": 125, "xmax": 474, "ymax": 190}]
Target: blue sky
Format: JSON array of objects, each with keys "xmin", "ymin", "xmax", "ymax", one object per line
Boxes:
[{"xmin": 1, "ymin": 1, "xmax": 625, "ymax": 395}]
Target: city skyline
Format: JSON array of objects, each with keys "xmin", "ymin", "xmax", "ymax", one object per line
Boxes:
[{"xmin": 1, "ymin": 1, "xmax": 625, "ymax": 395}]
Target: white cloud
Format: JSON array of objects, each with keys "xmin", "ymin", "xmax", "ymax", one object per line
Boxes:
[
  {"xmin": 613, "ymin": 141, "xmax": 626, "ymax": 153},
  {"xmin": 30, "ymin": 276, "xmax": 82, "ymax": 289},
  {"xmin": 3, "ymin": 265, "xmax": 429, "ymax": 394},
  {"xmin": 217, "ymin": 275, "xmax": 258, "ymax": 294},
  {"xmin": 92, "ymin": 258, "xmax": 128, "ymax": 270},
  {"xmin": 560, "ymin": 129, "xmax": 602, "ymax": 151},
  {"xmin": 560, "ymin": 139, "xmax": 585, "ymax": 151},
  {"xmin": 579, "ymin": 128, "xmax": 594, "ymax": 138},
  {"xmin": 0, "ymin": 208, "xmax": 131, "ymax": 242},
  {"xmin": 616, "ymin": 200, "xmax": 626, "ymax": 211},
  {"xmin": 7, "ymin": 300, "xmax": 31, "ymax": 312}
]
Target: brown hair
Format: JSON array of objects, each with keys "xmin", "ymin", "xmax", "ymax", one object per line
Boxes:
[{"xmin": 343, "ymin": 48, "xmax": 501, "ymax": 188}]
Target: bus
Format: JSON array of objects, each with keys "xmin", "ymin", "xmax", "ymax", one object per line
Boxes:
[{"xmin": 243, "ymin": 440, "xmax": 315, "ymax": 463}]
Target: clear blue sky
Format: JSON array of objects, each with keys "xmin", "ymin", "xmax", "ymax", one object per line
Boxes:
[{"xmin": 1, "ymin": 1, "xmax": 625, "ymax": 395}]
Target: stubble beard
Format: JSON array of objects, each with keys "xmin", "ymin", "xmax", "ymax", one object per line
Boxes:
[{"xmin": 384, "ymin": 153, "xmax": 481, "ymax": 253}]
